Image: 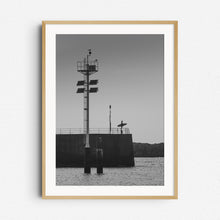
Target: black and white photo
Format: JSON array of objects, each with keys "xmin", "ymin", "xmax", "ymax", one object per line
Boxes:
[{"xmin": 42, "ymin": 21, "xmax": 178, "ymax": 198}]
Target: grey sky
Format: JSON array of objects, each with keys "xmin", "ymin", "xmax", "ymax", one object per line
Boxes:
[{"xmin": 56, "ymin": 35, "xmax": 164, "ymax": 143}]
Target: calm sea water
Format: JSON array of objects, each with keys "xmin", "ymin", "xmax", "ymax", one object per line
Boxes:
[{"xmin": 56, "ymin": 157, "xmax": 164, "ymax": 186}]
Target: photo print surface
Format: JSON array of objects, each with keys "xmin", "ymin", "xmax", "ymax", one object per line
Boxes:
[{"xmin": 56, "ymin": 34, "xmax": 164, "ymax": 186}]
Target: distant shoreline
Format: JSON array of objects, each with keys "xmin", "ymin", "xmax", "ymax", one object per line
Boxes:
[{"xmin": 133, "ymin": 142, "xmax": 164, "ymax": 157}]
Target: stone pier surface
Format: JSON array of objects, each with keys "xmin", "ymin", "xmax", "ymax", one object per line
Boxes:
[{"xmin": 56, "ymin": 134, "xmax": 135, "ymax": 167}]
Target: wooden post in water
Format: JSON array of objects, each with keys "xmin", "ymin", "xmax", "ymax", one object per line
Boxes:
[
  {"xmin": 96, "ymin": 149, "xmax": 103, "ymax": 174},
  {"xmin": 96, "ymin": 136, "xmax": 103, "ymax": 174}
]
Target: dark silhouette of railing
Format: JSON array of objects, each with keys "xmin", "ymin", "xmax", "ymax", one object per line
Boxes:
[{"xmin": 56, "ymin": 128, "xmax": 130, "ymax": 135}]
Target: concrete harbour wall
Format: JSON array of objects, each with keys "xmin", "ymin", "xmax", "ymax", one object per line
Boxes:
[{"xmin": 56, "ymin": 134, "xmax": 135, "ymax": 167}]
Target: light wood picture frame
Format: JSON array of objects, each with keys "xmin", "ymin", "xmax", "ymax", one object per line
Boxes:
[{"xmin": 42, "ymin": 20, "xmax": 178, "ymax": 199}]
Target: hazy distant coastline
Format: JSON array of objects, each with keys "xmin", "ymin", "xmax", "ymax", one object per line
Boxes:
[{"xmin": 133, "ymin": 142, "xmax": 164, "ymax": 157}]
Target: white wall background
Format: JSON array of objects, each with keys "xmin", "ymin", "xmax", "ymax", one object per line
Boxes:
[{"xmin": 0, "ymin": 0, "xmax": 220, "ymax": 219}]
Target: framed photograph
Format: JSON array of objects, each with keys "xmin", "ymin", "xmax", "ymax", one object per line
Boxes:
[{"xmin": 42, "ymin": 21, "xmax": 178, "ymax": 199}]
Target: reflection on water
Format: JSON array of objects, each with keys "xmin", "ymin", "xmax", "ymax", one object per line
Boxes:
[{"xmin": 56, "ymin": 157, "xmax": 164, "ymax": 186}]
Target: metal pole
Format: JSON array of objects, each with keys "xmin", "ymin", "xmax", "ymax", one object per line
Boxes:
[
  {"xmin": 77, "ymin": 50, "xmax": 98, "ymax": 174},
  {"xmin": 84, "ymin": 53, "xmax": 91, "ymax": 174},
  {"xmin": 86, "ymin": 54, "xmax": 90, "ymax": 148},
  {"xmin": 109, "ymin": 105, "xmax": 111, "ymax": 134}
]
